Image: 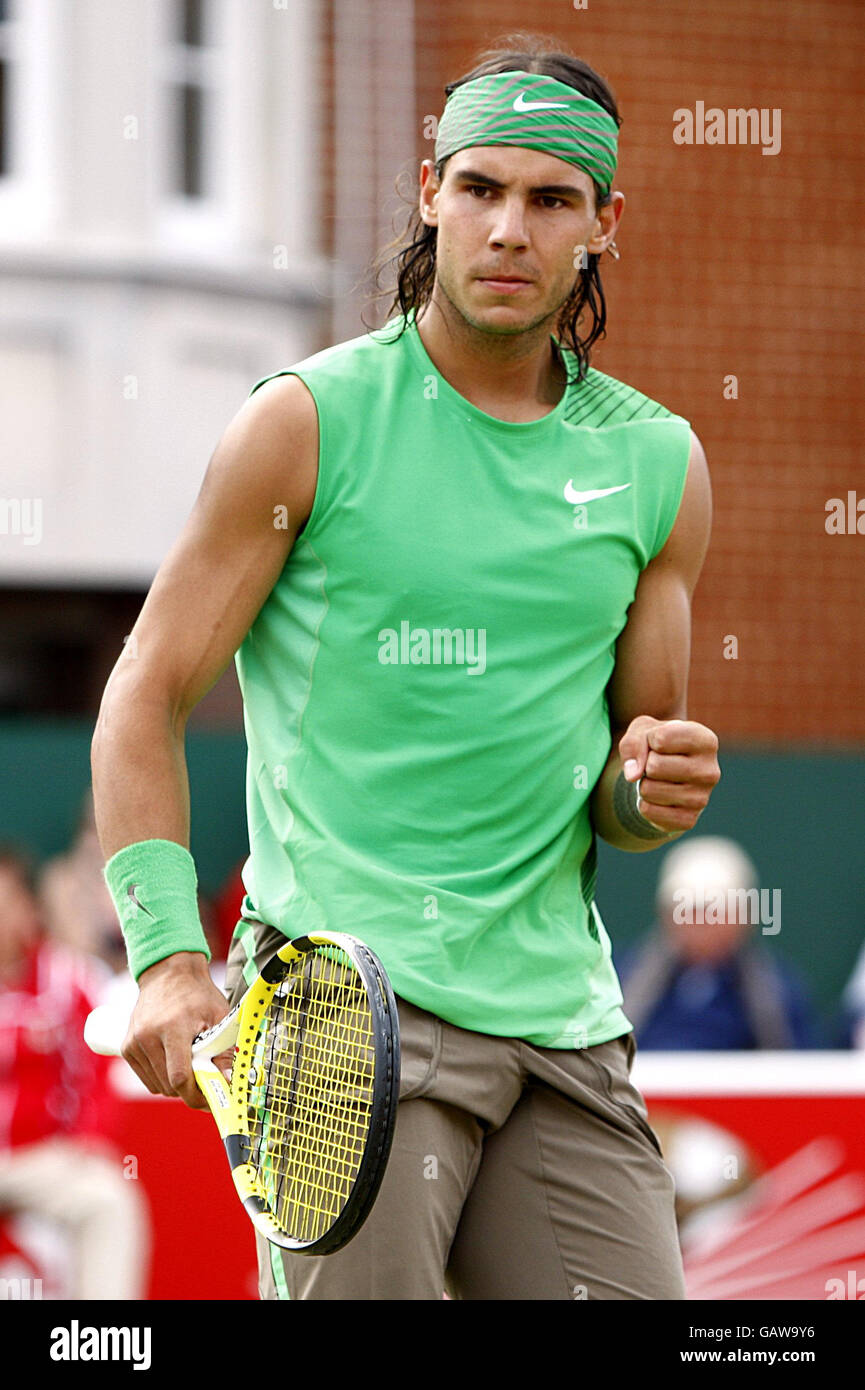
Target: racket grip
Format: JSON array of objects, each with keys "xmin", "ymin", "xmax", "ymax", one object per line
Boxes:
[{"xmin": 84, "ymin": 1004, "xmax": 130, "ymax": 1057}]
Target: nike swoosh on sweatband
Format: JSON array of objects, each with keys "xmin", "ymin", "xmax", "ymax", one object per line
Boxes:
[
  {"xmin": 434, "ymin": 70, "xmax": 619, "ymax": 197},
  {"xmin": 104, "ymin": 838, "xmax": 211, "ymax": 981}
]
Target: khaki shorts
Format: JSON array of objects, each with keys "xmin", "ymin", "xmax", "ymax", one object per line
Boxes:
[{"xmin": 225, "ymin": 921, "xmax": 685, "ymax": 1301}]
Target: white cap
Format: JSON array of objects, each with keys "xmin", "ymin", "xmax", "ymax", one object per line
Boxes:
[{"xmin": 655, "ymin": 836, "xmax": 758, "ymax": 914}]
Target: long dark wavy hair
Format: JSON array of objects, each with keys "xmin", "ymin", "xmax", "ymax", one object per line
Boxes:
[{"xmin": 366, "ymin": 34, "xmax": 622, "ymax": 381}]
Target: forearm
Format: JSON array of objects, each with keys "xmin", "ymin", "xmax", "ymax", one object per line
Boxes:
[
  {"xmin": 590, "ymin": 741, "xmax": 683, "ymax": 853},
  {"xmin": 91, "ymin": 663, "xmax": 192, "ymax": 859},
  {"xmin": 90, "ymin": 665, "xmax": 229, "ymax": 1106},
  {"xmin": 91, "ymin": 662, "xmax": 216, "ymax": 978}
]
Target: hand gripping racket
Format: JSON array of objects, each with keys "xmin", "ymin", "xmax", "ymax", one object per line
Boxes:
[{"xmin": 85, "ymin": 932, "xmax": 400, "ymax": 1255}]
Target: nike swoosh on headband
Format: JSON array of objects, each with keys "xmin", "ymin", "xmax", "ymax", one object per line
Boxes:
[
  {"xmin": 513, "ymin": 92, "xmax": 572, "ymax": 113},
  {"xmin": 563, "ymin": 482, "xmax": 631, "ymax": 505}
]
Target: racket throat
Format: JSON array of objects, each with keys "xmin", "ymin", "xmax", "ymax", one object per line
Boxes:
[{"xmin": 225, "ymin": 1133, "xmax": 252, "ymax": 1169}]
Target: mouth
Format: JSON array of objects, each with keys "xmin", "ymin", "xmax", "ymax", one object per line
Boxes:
[{"xmin": 477, "ymin": 275, "xmax": 534, "ymax": 293}]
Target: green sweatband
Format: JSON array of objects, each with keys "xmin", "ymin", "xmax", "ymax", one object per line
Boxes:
[
  {"xmin": 103, "ymin": 838, "xmax": 212, "ymax": 981},
  {"xmin": 434, "ymin": 70, "xmax": 619, "ymax": 197}
]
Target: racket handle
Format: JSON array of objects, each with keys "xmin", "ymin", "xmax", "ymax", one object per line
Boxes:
[{"xmin": 84, "ymin": 1004, "xmax": 129, "ymax": 1057}]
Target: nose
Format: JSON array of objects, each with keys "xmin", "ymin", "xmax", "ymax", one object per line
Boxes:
[{"xmin": 487, "ymin": 195, "xmax": 530, "ymax": 249}]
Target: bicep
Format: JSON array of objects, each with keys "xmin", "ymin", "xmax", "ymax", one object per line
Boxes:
[
  {"xmin": 605, "ymin": 432, "xmax": 712, "ymax": 728},
  {"xmin": 102, "ymin": 374, "xmax": 318, "ymax": 725}
]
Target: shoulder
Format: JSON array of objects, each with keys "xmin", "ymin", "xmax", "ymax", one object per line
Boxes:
[
  {"xmin": 562, "ymin": 360, "xmax": 710, "ymax": 569},
  {"xmin": 240, "ymin": 369, "xmax": 319, "ymax": 436},
  {"xmin": 214, "ymin": 371, "xmax": 319, "ymax": 507},
  {"xmin": 649, "ymin": 430, "xmax": 711, "ymax": 584},
  {"xmin": 250, "ymin": 318, "xmax": 409, "ymax": 403},
  {"xmin": 563, "ymin": 362, "xmax": 690, "ymax": 431}
]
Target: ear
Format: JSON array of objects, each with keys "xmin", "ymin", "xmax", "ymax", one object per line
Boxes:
[
  {"xmin": 419, "ymin": 159, "xmax": 441, "ymax": 228},
  {"xmin": 586, "ymin": 189, "xmax": 625, "ymax": 256}
]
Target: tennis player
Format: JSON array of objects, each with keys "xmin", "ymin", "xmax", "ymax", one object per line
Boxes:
[{"xmin": 91, "ymin": 36, "xmax": 721, "ymax": 1299}]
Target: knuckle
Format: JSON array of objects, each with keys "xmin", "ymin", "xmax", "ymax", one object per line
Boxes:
[
  {"xmin": 121, "ymin": 1028, "xmax": 147, "ymax": 1061},
  {"xmin": 166, "ymin": 1063, "xmax": 191, "ymax": 1092}
]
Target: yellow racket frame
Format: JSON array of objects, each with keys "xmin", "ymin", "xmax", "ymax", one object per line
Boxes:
[{"xmin": 191, "ymin": 930, "xmax": 399, "ymax": 1252}]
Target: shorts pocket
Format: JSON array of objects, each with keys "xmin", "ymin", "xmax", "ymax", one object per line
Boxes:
[
  {"xmin": 395, "ymin": 997, "xmax": 442, "ymax": 1101},
  {"xmin": 587, "ymin": 1033, "xmax": 664, "ymax": 1159}
]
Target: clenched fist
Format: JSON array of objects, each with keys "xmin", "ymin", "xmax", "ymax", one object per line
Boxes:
[{"xmin": 618, "ymin": 716, "xmax": 721, "ymax": 835}]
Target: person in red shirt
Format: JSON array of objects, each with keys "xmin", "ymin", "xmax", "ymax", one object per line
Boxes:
[{"xmin": 0, "ymin": 848, "xmax": 148, "ymax": 1298}]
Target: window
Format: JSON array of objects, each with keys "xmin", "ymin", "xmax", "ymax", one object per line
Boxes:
[
  {"xmin": 0, "ymin": 0, "xmax": 17, "ymax": 178},
  {"xmin": 0, "ymin": 0, "xmax": 60, "ymax": 235},
  {"xmin": 164, "ymin": 0, "xmax": 221, "ymax": 201}
]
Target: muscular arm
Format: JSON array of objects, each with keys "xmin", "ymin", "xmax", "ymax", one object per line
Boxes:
[
  {"xmin": 590, "ymin": 431, "xmax": 720, "ymax": 852},
  {"xmin": 90, "ymin": 374, "xmax": 318, "ymax": 1103}
]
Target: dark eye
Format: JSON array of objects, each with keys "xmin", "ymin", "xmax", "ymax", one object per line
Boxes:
[
  {"xmin": 538, "ymin": 195, "xmax": 565, "ymax": 209},
  {"xmin": 467, "ymin": 184, "xmax": 492, "ymax": 198}
]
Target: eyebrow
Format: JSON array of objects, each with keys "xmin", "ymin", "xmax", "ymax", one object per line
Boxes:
[{"xmin": 452, "ymin": 168, "xmax": 587, "ymax": 200}]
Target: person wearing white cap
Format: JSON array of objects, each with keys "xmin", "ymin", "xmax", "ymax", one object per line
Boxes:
[{"xmin": 618, "ymin": 837, "xmax": 818, "ymax": 1049}]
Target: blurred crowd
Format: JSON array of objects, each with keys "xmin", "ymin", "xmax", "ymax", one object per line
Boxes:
[
  {"xmin": 2, "ymin": 789, "xmax": 864, "ymax": 1299},
  {"xmin": 0, "ymin": 789, "xmax": 239, "ymax": 1300}
]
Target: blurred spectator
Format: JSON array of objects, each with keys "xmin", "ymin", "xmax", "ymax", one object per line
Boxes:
[
  {"xmin": 616, "ymin": 837, "xmax": 820, "ymax": 1049},
  {"xmin": 39, "ymin": 788, "xmax": 125, "ymax": 973},
  {"xmin": 839, "ymin": 940, "xmax": 865, "ymax": 1048},
  {"xmin": 0, "ymin": 846, "xmax": 148, "ymax": 1298}
]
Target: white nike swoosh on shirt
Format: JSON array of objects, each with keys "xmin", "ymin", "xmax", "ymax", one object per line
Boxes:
[
  {"xmin": 513, "ymin": 92, "xmax": 572, "ymax": 113},
  {"xmin": 563, "ymin": 481, "xmax": 632, "ymax": 505}
]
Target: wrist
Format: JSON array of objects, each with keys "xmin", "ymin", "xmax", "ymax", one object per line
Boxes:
[
  {"xmin": 103, "ymin": 838, "xmax": 212, "ymax": 981},
  {"xmin": 137, "ymin": 950, "xmax": 212, "ymax": 987},
  {"xmin": 612, "ymin": 769, "xmax": 677, "ymax": 842}
]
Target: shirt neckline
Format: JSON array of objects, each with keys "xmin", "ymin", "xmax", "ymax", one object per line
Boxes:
[{"xmin": 397, "ymin": 309, "xmax": 576, "ymax": 435}]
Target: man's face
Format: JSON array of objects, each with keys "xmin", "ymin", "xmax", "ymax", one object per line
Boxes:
[
  {"xmin": 419, "ymin": 145, "xmax": 621, "ymax": 340},
  {"xmin": 662, "ymin": 902, "xmax": 752, "ymax": 966}
]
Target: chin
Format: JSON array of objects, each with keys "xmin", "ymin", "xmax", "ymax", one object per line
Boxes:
[{"xmin": 468, "ymin": 297, "xmax": 551, "ymax": 333}]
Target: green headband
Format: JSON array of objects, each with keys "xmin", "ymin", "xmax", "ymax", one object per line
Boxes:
[{"xmin": 435, "ymin": 70, "xmax": 618, "ymax": 197}]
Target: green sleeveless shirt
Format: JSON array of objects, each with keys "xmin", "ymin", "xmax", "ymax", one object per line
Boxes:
[{"xmin": 233, "ymin": 313, "xmax": 690, "ymax": 1047}]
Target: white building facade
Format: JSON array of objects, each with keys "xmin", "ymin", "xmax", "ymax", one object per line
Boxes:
[{"xmin": 0, "ymin": 0, "xmax": 416, "ymax": 589}]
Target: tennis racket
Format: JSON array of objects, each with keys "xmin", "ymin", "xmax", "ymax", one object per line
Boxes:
[{"xmin": 85, "ymin": 931, "xmax": 400, "ymax": 1255}]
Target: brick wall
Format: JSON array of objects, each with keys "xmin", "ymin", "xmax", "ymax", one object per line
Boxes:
[{"xmin": 410, "ymin": 0, "xmax": 865, "ymax": 745}]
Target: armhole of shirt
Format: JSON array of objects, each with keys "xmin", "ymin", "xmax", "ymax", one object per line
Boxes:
[
  {"xmin": 249, "ymin": 368, "xmax": 329, "ymax": 542},
  {"xmin": 649, "ymin": 420, "xmax": 692, "ymax": 562}
]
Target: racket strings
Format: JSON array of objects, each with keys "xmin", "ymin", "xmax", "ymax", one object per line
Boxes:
[{"xmin": 245, "ymin": 948, "xmax": 376, "ymax": 1243}]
